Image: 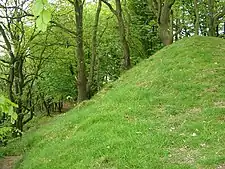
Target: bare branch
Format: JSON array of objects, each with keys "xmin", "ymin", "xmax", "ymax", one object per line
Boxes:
[
  {"xmin": 50, "ymin": 20, "xmax": 76, "ymax": 36},
  {"xmin": 0, "ymin": 13, "xmax": 33, "ymax": 19},
  {"xmin": 0, "ymin": 77, "xmax": 10, "ymax": 83},
  {"xmin": 0, "ymin": 44, "xmax": 8, "ymax": 50},
  {"xmin": 0, "ymin": 58, "xmax": 10, "ymax": 64},
  {"xmin": 67, "ymin": 0, "xmax": 75, "ymax": 5},
  {"xmin": 0, "ymin": 24, "xmax": 15, "ymax": 59},
  {"xmin": 101, "ymin": 0, "xmax": 117, "ymax": 15}
]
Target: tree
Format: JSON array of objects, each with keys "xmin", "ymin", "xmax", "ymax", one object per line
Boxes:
[
  {"xmin": 207, "ymin": 0, "xmax": 225, "ymax": 36},
  {"xmin": 87, "ymin": 0, "xmax": 102, "ymax": 98},
  {"xmin": 148, "ymin": 0, "xmax": 176, "ymax": 45},
  {"xmin": 194, "ymin": 0, "xmax": 200, "ymax": 35},
  {"xmin": 0, "ymin": 0, "xmax": 52, "ymax": 133},
  {"xmin": 102, "ymin": 0, "xmax": 131, "ymax": 69},
  {"xmin": 73, "ymin": 0, "xmax": 88, "ymax": 102}
]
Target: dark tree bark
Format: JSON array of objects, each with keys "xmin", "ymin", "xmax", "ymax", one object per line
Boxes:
[
  {"xmin": 148, "ymin": 0, "xmax": 176, "ymax": 45},
  {"xmin": 43, "ymin": 99, "xmax": 52, "ymax": 116},
  {"xmin": 102, "ymin": 0, "xmax": 131, "ymax": 69},
  {"xmin": 224, "ymin": 22, "xmax": 225, "ymax": 34},
  {"xmin": 208, "ymin": 0, "xmax": 225, "ymax": 36},
  {"xmin": 208, "ymin": 0, "xmax": 215, "ymax": 36},
  {"xmin": 87, "ymin": 0, "xmax": 102, "ymax": 98},
  {"xmin": 194, "ymin": 0, "xmax": 200, "ymax": 35},
  {"xmin": 58, "ymin": 101, "xmax": 63, "ymax": 113},
  {"xmin": 115, "ymin": 0, "xmax": 131, "ymax": 69},
  {"xmin": 74, "ymin": 0, "xmax": 88, "ymax": 102}
]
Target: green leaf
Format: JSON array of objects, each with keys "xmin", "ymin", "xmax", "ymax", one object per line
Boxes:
[
  {"xmin": 32, "ymin": 0, "xmax": 44, "ymax": 17},
  {"xmin": 0, "ymin": 96, "xmax": 5, "ymax": 104},
  {"xmin": 7, "ymin": 106, "xmax": 14, "ymax": 116},
  {"xmin": 36, "ymin": 16, "xmax": 48, "ymax": 32},
  {"xmin": 5, "ymin": 97, "xmax": 18, "ymax": 108},
  {"xmin": 42, "ymin": 0, "xmax": 48, "ymax": 4},
  {"xmin": 42, "ymin": 10, "xmax": 51, "ymax": 24}
]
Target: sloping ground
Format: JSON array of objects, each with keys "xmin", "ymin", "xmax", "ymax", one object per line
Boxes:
[{"xmin": 1, "ymin": 36, "xmax": 225, "ymax": 169}]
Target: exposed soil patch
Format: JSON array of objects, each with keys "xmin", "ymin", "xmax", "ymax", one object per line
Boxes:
[
  {"xmin": 0, "ymin": 156, "xmax": 22, "ymax": 169},
  {"xmin": 214, "ymin": 101, "xmax": 225, "ymax": 108},
  {"xmin": 217, "ymin": 164, "xmax": 225, "ymax": 169}
]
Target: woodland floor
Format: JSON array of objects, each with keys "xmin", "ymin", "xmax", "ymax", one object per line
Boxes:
[{"xmin": 0, "ymin": 156, "xmax": 22, "ymax": 169}]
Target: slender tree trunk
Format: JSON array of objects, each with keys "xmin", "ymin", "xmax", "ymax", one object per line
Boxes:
[
  {"xmin": 87, "ymin": 0, "xmax": 102, "ymax": 98},
  {"xmin": 224, "ymin": 22, "xmax": 225, "ymax": 34},
  {"xmin": 175, "ymin": 18, "xmax": 179, "ymax": 40},
  {"xmin": 208, "ymin": 0, "xmax": 215, "ymax": 36},
  {"xmin": 194, "ymin": 0, "xmax": 200, "ymax": 35},
  {"xmin": 43, "ymin": 100, "xmax": 51, "ymax": 116},
  {"xmin": 74, "ymin": 0, "xmax": 88, "ymax": 102},
  {"xmin": 216, "ymin": 25, "xmax": 219, "ymax": 36},
  {"xmin": 102, "ymin": 0, "xmax": 131, "ymax": 69},
  {"xmin": 115, "ymin": 0, "xmax": 131, "ymax": 69},
  {"xmin": 16, "ymin": 58, "xmax": 25, "ymax": 133}
]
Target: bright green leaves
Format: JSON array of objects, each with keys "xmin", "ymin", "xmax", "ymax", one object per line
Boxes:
[
  {"xmin": 32, "ymin": 0, "xmax": 52, "ymax": 32},
  {"xmin": 0, "ymin": 95, "xmax": 18, "ymax": 144},
  {"xmin": 36, "ymin": 10, "xmax": 51, "ymax": 32},
  {"xmin": 42, "ymin": 9, "xmax": 51, "ymax": 23},
  {"xmin": 32, "ymin": 0, "xmax": 44, "ymax": 17},
  {"xmin": 0, "ymin": 95, "xmax": 18, "ymax": 124}
]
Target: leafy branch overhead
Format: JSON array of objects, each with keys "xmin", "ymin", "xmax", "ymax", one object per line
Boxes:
[{"xmin": 32, "ymin": 0, "xmax": 52, "ymax": 31}]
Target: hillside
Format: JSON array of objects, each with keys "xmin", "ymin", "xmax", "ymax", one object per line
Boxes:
[{"xmin": 1, "ymin": 36, "xmax": 225, "ymax": 169}]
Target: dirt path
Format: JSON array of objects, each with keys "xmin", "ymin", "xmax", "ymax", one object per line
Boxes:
[{"xmin": 0, "ymin": 156, "xmax": 22, "ymax": 169}]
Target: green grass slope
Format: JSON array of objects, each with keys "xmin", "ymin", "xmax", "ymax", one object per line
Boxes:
[{"xmin": 2, "ymin": 36, "xmax": 225, "ymax": 169}]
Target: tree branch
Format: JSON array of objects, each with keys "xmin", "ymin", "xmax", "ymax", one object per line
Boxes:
[
  {"xmin": 0, "ymin": 58, "xmax": 10, "ymax": 64},
  {"xmin": 67, "ymin": 0, "xmax": 74, "ymax": 5},
  {"xmin": 0, "ymin": 13, "xmax": 33, "ymax": 19},
  {"xmin": 50, "ymin": 21, "xmax": 76, "ymax": 36},
  {"xmin": 0, "ymin": 24, "xmax": 15, "ymax": 59},
  {"xmin": 102, "ymin": 0, "xmax": 117, "ymax": 15},
  {"xmin": 0, "ymin": 77, "xmax": 10, "ymax": 83},
  {"xmin": 0, "ymin": 44, "xmax": 8, "ymax": 50}
]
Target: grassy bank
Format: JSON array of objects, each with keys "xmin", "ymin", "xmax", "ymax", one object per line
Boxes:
[{"xmin": 1, "ymin": 36, "xmax": 225, "ymax": 169}]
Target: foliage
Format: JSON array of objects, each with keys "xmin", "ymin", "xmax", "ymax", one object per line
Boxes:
[
  {"xmin": 32, "ymin": 0, "xmax": 52, "ymax": 31},
  {"xmin": 2, "ymin": 36, "xmax": 225, "ymax": 168},
  {"xmin": 0, "ymin": 95, "xmax": 18, "ymax": 145}
]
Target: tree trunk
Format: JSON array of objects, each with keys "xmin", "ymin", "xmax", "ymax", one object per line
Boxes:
[
  {"xmin": 148, "ymin": 0, "xmax": 175, "ymax": 46},
  {"xmin": 16, "ymin": 113, "xmax": 24, "ymax": 134},
  {"xmin": 159, "ymin": 24, "xmax": 173, "ymax": 45},
  {"xmin": 87, "ymin": 0, "xmax": 102, "ymax": 98},
  {"xmin": 208, "ymin": 0, "xmax": 215, "ymax": 36},
  {"xmin": 216, "ymin": 24, "xmax": 219, "ymax": 37},
  {"xmin": 194, "ymin": 0, "xmax": 200, "ymax": 35},
  {"xmin": 102, "ymin": 0, "xmax": 131, "ymax": 69},
  {"xmin": 175, "ymin": 18, "xmax": 179, "ymax": 40},
  {"xmin": 58, "ymin": 100, "xmax": 63, "ymax": 113},
  {"xmin": 115, "ymin": 0, "xmax": 131, "ymax": 69},
  {"xmin": 74, "ymin": 0, "xmax": 88, "ymax": 102},
  {"xmin": 43, "ymin": 100, "xmax": 51, "ymax": 116},
  {"xmin": 13, "ymin": 57, "xmax": 25, "ymax": 134},
  {"xmin": 224, "ymin": 22, "xmax": 225, "ymax": 34}
]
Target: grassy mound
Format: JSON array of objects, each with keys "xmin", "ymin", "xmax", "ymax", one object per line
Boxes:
[{"xmin": 2, "ymin": 36, "xmax": 225, "ymax": 169}]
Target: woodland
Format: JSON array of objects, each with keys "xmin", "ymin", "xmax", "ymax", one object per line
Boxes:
[{"xmin": 0, "ymin": 0, "xmax": 225, "ymax": 147}]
